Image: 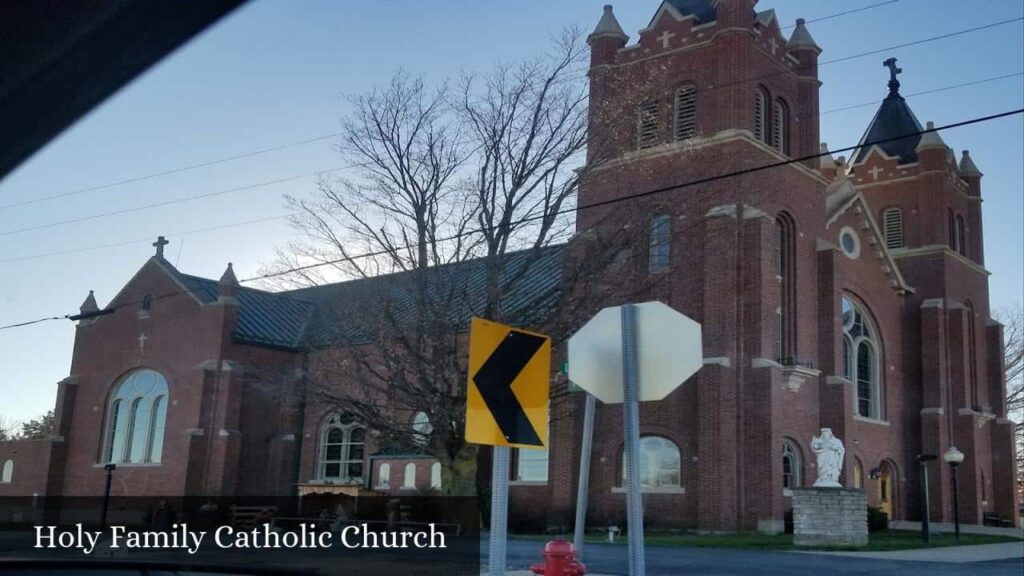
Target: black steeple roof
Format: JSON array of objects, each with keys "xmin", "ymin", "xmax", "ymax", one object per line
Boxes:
[
  {"xmin": 853, "ymin": 58, "xmax": 924, "ymax": 165},
  {"xmin": 664, "ymin": 0, "xmax": 717, "ymax": 24}
]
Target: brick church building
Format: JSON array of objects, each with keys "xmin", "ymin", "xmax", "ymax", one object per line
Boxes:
[{"xmin": 1, "ymin": 0, "xmax": 1019, "ymax": 532}]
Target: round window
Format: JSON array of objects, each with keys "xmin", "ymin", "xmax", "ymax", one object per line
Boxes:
[{"xmin": 839, "ymin": 227, "xmax": 860, "ymax": 259}]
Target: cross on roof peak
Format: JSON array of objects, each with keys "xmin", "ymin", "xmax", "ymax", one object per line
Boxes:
[
  {"xmin": 153, "ymin": 236, "xmax": 170, "ymax": 259},
  {"xmin": 883, "ymin": 57, "xmax": 902, "ymax": 93}
]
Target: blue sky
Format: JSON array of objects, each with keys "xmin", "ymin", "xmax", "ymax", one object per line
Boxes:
[{"xmin": 1, "ymin": 0, "xmax": 1021, "ymax": 423}]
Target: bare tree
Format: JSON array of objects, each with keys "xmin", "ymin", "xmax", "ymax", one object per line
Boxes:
[
  {"xmin": 993, "ymin": 305, "xmax": 1024, "ymax": 493},
  {"xmin": 258, "ymin": 29, "xmax": 648, "ymax": 497}
]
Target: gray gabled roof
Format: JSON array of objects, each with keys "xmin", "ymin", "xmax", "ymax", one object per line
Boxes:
[
  {"xmin": 664, "ymin": 0, "xmax": 717, "ymax": 24},
  {"xmin": 178, "ymin": 273, "xmax": 316, "ymax": 350},
  {"xmin": 170, "ymin": 244, "xmax": 566, "ymax": 352}
]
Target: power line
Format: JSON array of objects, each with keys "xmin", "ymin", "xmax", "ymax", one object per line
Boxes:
[
  {"xmin": 0, "ymin": 165, "xmax": 358, "ymax": 238},
  {"xmin": 780, "ymin": 0, "xmax": 900, "ymax": 30},
  {"xmin": 5, "ymin": 67, "xmax": 1018, "ymax": 263},
  {"xmin": 0, "ymin": 0, "xmax": 943, "ymax": 214},
  {"xmin": 0, "ymin": 132, "xmax": 344, "ymax": 211},
  {"xmin": 4, "ymin": 107, "xmax": 1020, "ymax": 331}
]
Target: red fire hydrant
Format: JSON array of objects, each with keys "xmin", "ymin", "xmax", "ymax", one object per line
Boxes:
[{"xmin": 530, "ymin": 540, "xmax": 586, "ymax": 576}]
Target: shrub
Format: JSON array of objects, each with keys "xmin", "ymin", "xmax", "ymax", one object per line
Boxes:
[{"xmin": 867, "ymin": 506, "xmax": 889, "ymax": 532}]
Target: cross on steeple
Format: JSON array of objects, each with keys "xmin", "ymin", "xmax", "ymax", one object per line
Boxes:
[
  {"xmin": 883, "ymin": 57, "xmax": 902, "ymax": 93},
  {"xmin": 153, "ymin": 236, "xmax": 169, "ymax": 259}
]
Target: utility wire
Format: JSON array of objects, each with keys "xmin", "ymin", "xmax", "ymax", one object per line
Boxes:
[
  {"xmin": 3, "ymin": 107, "xmax": 1020, "ymax": 332},
  {"xmin": 4, "ymin": 68, "xmax": 1018, "ymax": 264},
  {"xmin": 0, "ymin": 0, "xmax": 964, "ymax": 213},
  {"xmin": 780, "ymin": 1, "xmax": 900, "ymax": 30}
]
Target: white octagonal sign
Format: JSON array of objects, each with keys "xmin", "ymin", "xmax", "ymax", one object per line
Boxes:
[{"xmin": 568, "ymin": 301, "xmax": 702, "ymax": 404}]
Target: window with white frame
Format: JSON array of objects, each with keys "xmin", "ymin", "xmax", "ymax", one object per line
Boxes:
[
  {"xmin": 782, "ymin": 440, "xmax": 802, "ymax": 490},
  {"xmin": 515, "ymin": 446, "xmax": 549, "ymax": 482},
  {"xmin": 621, "ymin": 436, "xmax": 680, "ymax": 489},
  {"xmin": 842, "ymin": 297, "xmax": 882, "ymax": 419},
  {"xmin": 103, "ymin": 369, "xmax": 168, "ymax": 464},
  {"xmin": 412, "ymin": 411, "xmax": 432, "ymax": 446},
  {"xmin": 430, "ymin": 462, "xmax": 441, "ymax": 490},
  {"xmin": 1, "ymin": 460, "xmax": 12, "ymax": 483},
  {"xmin": 402, "ymin": 463, "xmax": 416, "ymax": 489},
  {"xmin": 377, "ymin": 462, "xmax": 391, "ymax": 488},
  {"xmin": 637, "ymin": 101, "xmax": 660, "ymax": 149},
  {"xmin": 649, "ymin": 214, "xmax": 672, "ymax": 273},
  {"xmin": 674, "ymin": 84, "xmax": 697, "ymax": 141},
  {"xmin": 883, "ymin": 208, "xmax": 903, "ymax": 249},
  {"xmin": 318, "ymin": 414, "xmax": 365, "ymax": 483}
]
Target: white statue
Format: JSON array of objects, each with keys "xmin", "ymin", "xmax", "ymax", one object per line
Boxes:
[{"xmin": 810, "ymin": 428, "xmax": 845, "ymax": 487}]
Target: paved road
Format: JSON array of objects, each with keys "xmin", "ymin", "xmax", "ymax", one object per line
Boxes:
[{"xmin": 494, "ymin": 538, "xmax": 1024, "ymax": 576}]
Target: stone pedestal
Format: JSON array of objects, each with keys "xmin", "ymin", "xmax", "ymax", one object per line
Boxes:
[{"xmin": 792, "ymin": 487, "xmax": 868, "ymax": 547}]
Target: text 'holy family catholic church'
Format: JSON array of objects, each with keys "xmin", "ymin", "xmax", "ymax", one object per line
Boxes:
[{"xmin": 0, "ymin": 0, "xmax": 1019, "ymax": 532}]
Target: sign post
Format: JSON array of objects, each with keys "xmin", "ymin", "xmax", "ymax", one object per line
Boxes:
[
  {"xmin": 466, "ymin": 317, "xmax": 551, "ymax": 576},
  {"xmin": 568, "ymin": 302, "xmax": 703, "ymax": 576},
  {"xmin": 620, "ymin": 303, "xmax": 646, "ymax": 575},
  {"xmin": 572, "ymin": 392, "xmax": 596, "ymax": 558}
]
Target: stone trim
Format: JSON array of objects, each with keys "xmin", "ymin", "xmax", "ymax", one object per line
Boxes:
[
  {"xmin": 182, "ymin": 428, "xmax": 204, "ymax": 436},
  {"xmin": 218, "ymin": 429, "xmax": 242, "ymax": 437},
  {"xmin": 920, "ymin": 407, "xmax": 944, "ymax": 415},
  {"xmin": 780, "ymin": 365, "xmax": 821, "ymax": 392},
  {"xmin": 751, "ymin": 358, "xmax": 783, "ymax": 369},
  {"xmin": 58, "ymin": 376, "xmax": 80, "ymax": 386},
  {"xmin": 853, "ymin": 415, "xmax": 890, "ymax": 426},
  {"xmin": 195, "ymin": 359, "xmax": 241, "ymax": 372},
  {"xmin": 825, "ymin": 375, "xmax": 851, "ymax": 386},
  {"xmin": 920, "ymin": 298, "xmax": 944, "ymax": 309},
  {"xmin": 612, "ymin": 485, "xmax": 685, "ymax": 495},
  {"xmin": 890, "ymin": 245, "xmax": 990, "ymax": 276},
  {"xmin": 702, "ymin": 356, "xmax": 731, "ymax": 367}
]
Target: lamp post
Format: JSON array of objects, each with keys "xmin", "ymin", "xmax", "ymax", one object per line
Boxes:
[
  {"xmin": 100, "ymin": 464, "xmax": 115, "ymax": 532},
  {"xmin": 943, "ymin": 446, "xmax": 964, "ymax": 541}
]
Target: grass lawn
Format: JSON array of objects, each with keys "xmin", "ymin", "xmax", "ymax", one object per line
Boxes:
[{"xmin": 510, "ymin": 530, "xmax": 1022, "ymax": 552}]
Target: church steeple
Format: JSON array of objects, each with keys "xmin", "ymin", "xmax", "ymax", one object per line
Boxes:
[{"xmin": 852, "ymin": 58, "xmax": 924, "ymax": 165}]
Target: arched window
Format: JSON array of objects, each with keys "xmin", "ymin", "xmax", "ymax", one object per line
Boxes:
[
  {"xmin": 754, "ymin": 87, "xmax": 769, "ymax": 144},
  {"xmin": 637, "ymin": 101, "xmax": 660, "ymax": 149},
  {"xmin": 852, "ymin": 457, "xmax": 864, "ymax": 489},
  {"xmin": 842, "ymin": 297, "xmax": 882, "ymax": 419},
  {"xmin": 430, "ymin": 462, "xmax": 442, "ymax": 490},
  {"xmin": 318, "ymin": 414, "xmax": 365, "ymax": 483},
  {"xmin": 1, "ymin": 460, "xmax": 12, "ymax": 483},
  {"xmin": 775, "ymin": 214, "xmax": 796, "ymax": 363},
  {"xmin": 141, "ymin": 294, "xmax": 153, "ymax": 313},
  {"xmin": 674, "ymin": 84, "xmax": 697, "ymax": 141},
  {"xmin": 956, "ymin": 214, "xmax": 966, "ymax": 255},
  {"xmin": 377, "ymin": 463, "xmax": 391, "ymax": 488},
  {"xmin": 883, "ymin": 208, "xmax": 903, "ymax": 249},
  {"xmin": 649, "ymin": 214, "xmax": 671, "ymax": 273},
  {"xmin": 621, "ymin": 436, "xmax": 680, "ymax": 489},
  {"xmin": 782, "ymin": 440, "xmax": 802, "ymax": 490},
  {"xmin": 103, "ymin": 369, "xmax": 168, "ymax": 464},
  {"xmin": 403, "ymin": 463, "xmax": 416, "ymax": 489},
  {"xmin": 412, "ymin": 411, "xmax": 432, "ymax": 446},
  {"xmin": 772, "ymin": 99, "xmax": 789, "ymax": 154}
]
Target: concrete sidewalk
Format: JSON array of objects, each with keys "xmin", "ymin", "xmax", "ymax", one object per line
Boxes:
[{"xmin": 796, "ymin": 541, "xmax": 1024, "ymax": 563}]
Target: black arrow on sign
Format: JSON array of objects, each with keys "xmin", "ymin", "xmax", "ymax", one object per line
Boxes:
[{"xmin": 473, "ymin": 329, "xmax": 546, "ymax": 446}]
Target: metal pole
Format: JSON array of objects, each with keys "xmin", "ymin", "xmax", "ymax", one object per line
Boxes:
[
  {"xmin": 489, "ymin": 446, "xmax": 510, "ymax": 576},
  {"xmin": 573, "ymin": 392, "xmax": 596, "ymax": 558},
  {"xmin": 621, "ymin": 303, "xmax": 646, "ymax": 576},
  {"xmin": 100, "ymin": 465, "xmax": 114, "ymax": 532},
  {"xmin": 951, "ymin": 465, "xmax": 960, "ymax": 541},
  {"xmin": 920, "ymin": 462, "xmax": 930, "ymax": 544}
]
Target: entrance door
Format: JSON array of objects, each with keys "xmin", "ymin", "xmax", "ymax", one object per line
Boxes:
[{"xmin": 878, "ymin": 462, "xmax": 894, "ymax": 519}]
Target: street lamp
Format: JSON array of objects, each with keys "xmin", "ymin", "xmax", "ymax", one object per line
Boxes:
[
  {"xmin": 100, "ymin": 463, "xmax": 116, "ymax": 532},
  {"xmin": 943, "ymin": 446, "xmax": 965, "ymax": 541}
]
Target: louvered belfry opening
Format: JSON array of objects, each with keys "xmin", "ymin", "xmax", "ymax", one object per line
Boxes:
[
  {"xmin": 883, "ymin": 208, "xmax": 903, "ymax": 249},
  {"xmin": 637, "ymin": 100, "xmax": 660, "ymax": 149},
  {"xmin": 674, "ymin": 84, "xmax": 696, "ymax": 141}
]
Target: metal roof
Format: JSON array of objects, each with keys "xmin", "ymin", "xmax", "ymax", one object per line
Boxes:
[
  {"xmin": 172, "ymin": 244, "xmax": 566, "ymax": 352},
  {"xmin": 853, "ymin": 81, "xmax": 924, "ymax": 165},
  {"xmin": 664, "ymin": 0, "xmax": 717, "ymax": 24}
]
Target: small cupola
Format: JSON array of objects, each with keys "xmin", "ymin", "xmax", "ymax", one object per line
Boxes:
[{"xmin": 217, "ymin": 262, "xmax": 240, "ymax": 303}]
